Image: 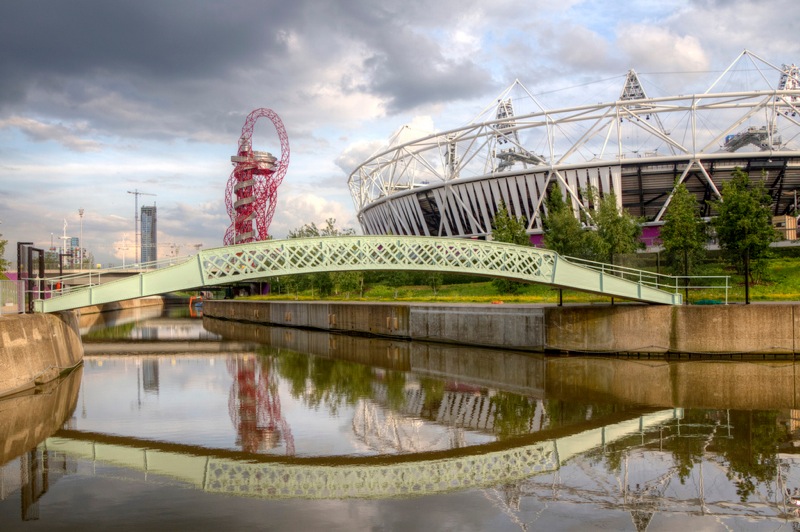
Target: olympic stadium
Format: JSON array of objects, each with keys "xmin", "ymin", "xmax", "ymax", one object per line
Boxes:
[{"xmin": 348, "ymin": 51, "xmax": 800, "ymax": 247}]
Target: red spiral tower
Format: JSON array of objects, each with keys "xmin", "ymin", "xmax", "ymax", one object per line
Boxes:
[{"xmin": 224, "ymin": 108, "xmax": 290, "ymax": 245}]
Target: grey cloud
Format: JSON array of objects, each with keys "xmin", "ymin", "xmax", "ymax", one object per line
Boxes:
[{"xmin": 0, "ymin": 0, "xmax": 495, "ymax": 143}]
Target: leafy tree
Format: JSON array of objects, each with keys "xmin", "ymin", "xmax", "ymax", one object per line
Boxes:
[
  {"xmin": 336, "ymin": 270, "xmax": 362, "ymax": 299},
  {"xmin": 491, "ymin": 202, "xmax": 529, "ymax": 246},
  {"xmin": 385, "ymin": 271, "xmax": 410, "ymax": 299},
  {"xmin": 543, "ymin": 182, "xmax": 593, "ymax": 258},
  {"xmin": 660, "ymin": 183, "xmax": 708, "ymax": 301},
  {"xmin": 0, "ymin": 232, "xmax": 10, "ymax": 274},
  {"xmin": 710, "ymin": 168, "xmax": 779, "ymax": 303},
  {"xmin": 427, "ymin": 272, "xmax": 443, "ymax": 296},
  {"xmin": 490, "ymin": 202, "xmax": 529, "ymax": 294},
  {"xmin": 591, "ymin": 191, "xmax": 644, "ymax": 265}
]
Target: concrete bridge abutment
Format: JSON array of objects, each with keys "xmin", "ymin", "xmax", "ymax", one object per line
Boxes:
[{"xmin": 0, "ymin": 311, "xmax": 84, "ymax": 398}]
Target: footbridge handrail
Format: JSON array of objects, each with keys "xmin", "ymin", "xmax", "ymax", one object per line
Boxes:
[
  {"xmin": 33, "ymin": 236, "xmax": 682, "ymax": 312},
  {"xmin": 564, "ymin": 255, "xmax": 731, "ymax": 304}
]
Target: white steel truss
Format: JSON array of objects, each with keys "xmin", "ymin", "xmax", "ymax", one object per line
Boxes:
[{"xmin": 348, "ymin": 51, "xmax": 800, "ymax": 239}]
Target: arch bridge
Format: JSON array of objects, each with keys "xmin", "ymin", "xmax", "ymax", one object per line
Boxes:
[{"xmin": 33, "ymin": 236, "xmax": 681, "ymax": 313}]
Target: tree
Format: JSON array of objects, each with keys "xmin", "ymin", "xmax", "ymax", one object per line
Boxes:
[
  {"xmin": 427, "ymin": 272, "xmax": 443, "ymax": 296},
  {"xmin": 385, "ymin": 271, "xmax": 410, "ymax": 299},
  {"xmin": 711, "ymin": 168, "xmax": 779, "ymax": 303},
  {"xmin": 660, "ymin": 183, "xmax": 707, "ymax": 301},
  {"xmin": 0, "ymin": 232, "xmax": 9, "ymax": 274},
  {"xmin": 543, "ymin": 182, "xmax": 593, "ymax": 258},
  {"xmin": 491, "ymin": 202, "xmax": 529, "ymax": 245},
  {"xmin": 591, "ymin": 191, "xmax": 643, "ymax": 265},
  {"xmin": 491, "ymin": 202, "xmax": 529, "ymax": 294}
]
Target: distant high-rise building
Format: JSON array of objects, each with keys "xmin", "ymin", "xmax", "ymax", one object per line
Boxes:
[
  {"xmin": 69, "ymin": 237, "xmax": 80, "ymax": 266},
  {"xmin": 141, "ymin": 205, "xmax": 157, "ymax": 264}
]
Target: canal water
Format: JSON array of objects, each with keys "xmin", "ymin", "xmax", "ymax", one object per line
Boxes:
[{"xmin": 3, "ymin": 305, "xmax": 800, "ymax": 530}]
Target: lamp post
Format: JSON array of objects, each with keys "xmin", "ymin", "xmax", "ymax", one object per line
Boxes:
[{"xmin": 78, "ymin": 208, "xmax": 84, "ymax": 270}]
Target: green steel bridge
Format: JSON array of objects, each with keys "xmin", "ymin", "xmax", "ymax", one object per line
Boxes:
[{"xmin": 33, "ymin": 236, "xmax": 682, "ymax": 313}]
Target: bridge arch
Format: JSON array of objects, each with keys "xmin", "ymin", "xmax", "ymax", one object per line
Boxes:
[{"xmin": 34, "ymin": 236, "xmax": 680, "ymax": 312}]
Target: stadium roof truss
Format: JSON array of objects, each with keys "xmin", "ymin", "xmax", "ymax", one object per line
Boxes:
[{"xmin": 348, "ymin": 50, "xmax": 800, "ymax": 239}]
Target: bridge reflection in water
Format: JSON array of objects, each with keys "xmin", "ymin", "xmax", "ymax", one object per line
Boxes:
[
  {"xmin": 5, "ymin": 313, "xmax": 800, "ymax": 528},
  {"xmin": 44, "ymin": 409, "xmax": 680, "ymax": 499}
]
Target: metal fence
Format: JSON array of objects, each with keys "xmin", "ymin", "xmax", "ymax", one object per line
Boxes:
[{"xmin": 0, "ymin": 279, "xmax": 22, "ymax": 314}]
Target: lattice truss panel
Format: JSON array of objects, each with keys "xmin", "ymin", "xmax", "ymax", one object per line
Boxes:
[
  {"xmin": 200, "ymin": 236, "xmax": 557, "ymax": 284},
  {"xmin": 203, "ymin": 441, "xmax": 558, "ymax": 499}
]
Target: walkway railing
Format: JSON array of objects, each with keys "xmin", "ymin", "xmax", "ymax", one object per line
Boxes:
[
  {"xmin": 0, "ymin": 279, "xmax": 22, "ymax": 314},
  {"xmin": 565, "ymin": 256, "xmax": 731, "ymax": 304}
]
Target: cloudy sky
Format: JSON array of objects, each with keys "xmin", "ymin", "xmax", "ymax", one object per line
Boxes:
[{"xmin": 1, "ymin": 0, "xmax": 799, "ymax": 266}]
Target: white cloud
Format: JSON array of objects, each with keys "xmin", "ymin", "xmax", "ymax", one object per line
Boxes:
[
  {"xmin": 0, "ymin": 116, "xmax": 102, "ymax": 152},
  {"xmin": 617, "ymin": 25, "xmax": 709, "ymax": 74},
  {"xmin": 271, "ymin": 192, "xmax": 359, "ymax": 238}
]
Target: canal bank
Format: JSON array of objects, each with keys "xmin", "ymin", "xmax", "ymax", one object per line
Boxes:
[
  {"xmin": 0, "ymin": 296, "xmax": 165, "ymax": 398},
  {"xmin": 203, "ymin": 300, "xmax": 800, "ymax": 356}
]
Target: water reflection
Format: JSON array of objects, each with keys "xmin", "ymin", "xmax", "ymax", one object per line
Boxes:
[
  {"xmin": 0, "ymin": 367, "xmax": 82, "ymax": 521},
  {"xmin": 4, "ymin": 310, "xmax": 800, "ymax": 529}
]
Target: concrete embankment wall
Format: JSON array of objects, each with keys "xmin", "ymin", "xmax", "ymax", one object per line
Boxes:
[
  {"xmin": 203, "ymin": 300, "xmax": 800, "ymax": 355},
  {"xmin": 203, "ymin": 301, "xmax": 546, "ymax": 351},
  {"xmin": 0, "ymin": 311, "xmax": 84, "ymax": 398}
]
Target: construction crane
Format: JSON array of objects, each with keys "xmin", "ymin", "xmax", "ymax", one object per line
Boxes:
[
  {"xmin": 127, "ymin": 189, "xmax": 156, "ymax": 264},
  {"xmin": 224, "ymin": 108, "xmax": 290, "ymax": 245}
]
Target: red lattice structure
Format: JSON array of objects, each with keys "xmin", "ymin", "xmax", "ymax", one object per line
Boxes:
[
  {"xmin": 227, "ymin": 356, "xmax": 295, "ymax": 455},
  {"xmin": 224, "ymin": 108, "xmax": 290, "ymax": 245}
]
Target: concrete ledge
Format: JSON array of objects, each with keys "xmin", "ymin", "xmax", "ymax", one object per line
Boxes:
[
  {"xmin": 204, "ymin": 300, "xmax": 800, "ymax": 355},
  {"xmin": 0, "ymin": 311, "xmax": 84, "ymax": 398},
  {"xmin": 544, "ymin": 305, "xmax": 672, "ymax": 353},
  {"xmin": 672, "ymin": 304, "xmax": 797, "ymax": 354}
]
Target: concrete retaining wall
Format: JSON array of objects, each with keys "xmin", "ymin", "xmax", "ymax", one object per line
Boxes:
[
  {"xmin": 204, "ymin": 301, "xmax": 545, "ymax": 350},
  {"xmin": 204, "ymin": 300, "xmax": 800, "ymax": 355},
  {"xmin": 0, "ymin": 311, "xmax": 84, "ymax": 398}
]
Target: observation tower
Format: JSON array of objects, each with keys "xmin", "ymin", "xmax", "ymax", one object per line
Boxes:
[{"xmin": 224, "ymin": 108, "xmax": 290, "ymax": 245}]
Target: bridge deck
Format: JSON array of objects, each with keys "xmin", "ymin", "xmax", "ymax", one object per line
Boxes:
[{"xmin": 33, "ymin": 236, "xmax": 681, "ymax": 312}]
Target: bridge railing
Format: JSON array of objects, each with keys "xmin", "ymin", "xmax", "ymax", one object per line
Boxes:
[
  {"xmin": 41, "ymin": 256, "xmax": 194, "ymax": 294},
  {"xmin": 564, "ymin": 256, "xmax": 731, "ymax": 304}
]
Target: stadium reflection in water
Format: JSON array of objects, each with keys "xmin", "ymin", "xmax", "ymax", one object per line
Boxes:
[{"xmin": 3, "ymin": 309, "xmax": 800, "ymax": 530}]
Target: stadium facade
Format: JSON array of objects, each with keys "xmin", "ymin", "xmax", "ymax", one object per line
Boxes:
[{"xmin": 348, "ymin": 51, "xmax": 800, "ymax": 246}]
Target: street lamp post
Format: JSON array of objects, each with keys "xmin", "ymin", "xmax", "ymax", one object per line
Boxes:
[{"xmin": 78, "ymin": 208, "xmax": 84, "ymax": 270}]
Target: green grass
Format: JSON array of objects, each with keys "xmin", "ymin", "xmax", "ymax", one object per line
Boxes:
[{"xmin": 242, "ymin": 256, "xmax": 800, "ymax": 305}]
